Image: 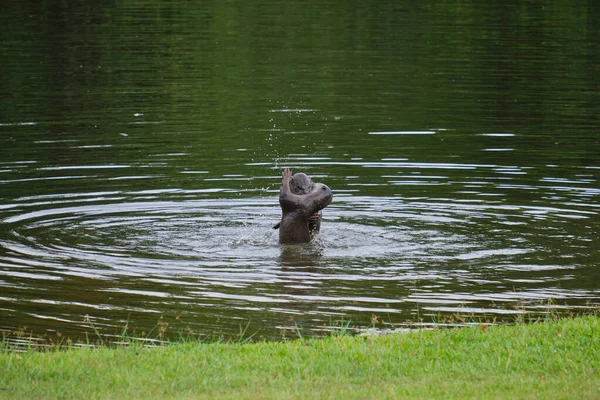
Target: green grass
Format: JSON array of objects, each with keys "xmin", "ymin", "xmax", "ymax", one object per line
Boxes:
[{"xmin": 1, "ymin": 316, "xmax": 599, "ymax": 399}]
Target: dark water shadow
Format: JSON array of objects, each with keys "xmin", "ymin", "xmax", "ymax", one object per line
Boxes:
[{"xmin": 276, "ymin": 241, "xmax": 324, "ymax": 269}]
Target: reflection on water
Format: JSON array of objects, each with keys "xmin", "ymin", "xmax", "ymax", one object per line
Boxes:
[
  {"xmin": 1, "ymin": 177, "xmax": 598, "ymax": 340},
  {"xmin": 1, "ymin": 1, "xmax": 599, "ymax": 341}
]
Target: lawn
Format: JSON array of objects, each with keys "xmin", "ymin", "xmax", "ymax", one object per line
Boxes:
[{"xmin": 1, "ymin": 316, "xmax": 599, "ymax": 399}]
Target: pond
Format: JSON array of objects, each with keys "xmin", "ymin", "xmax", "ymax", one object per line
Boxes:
[{"xmin": 1, "ymin": 1, "xmax": 599, "ymax": 342}]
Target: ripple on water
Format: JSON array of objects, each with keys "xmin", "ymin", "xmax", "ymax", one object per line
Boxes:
[{"xmin": 0, "ymin": 190, "xmax": 597, "ymax": 340}]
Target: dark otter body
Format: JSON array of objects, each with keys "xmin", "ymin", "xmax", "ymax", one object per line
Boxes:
[{"xmin": 276, "ymin": 168, "xmax": 332, "ymax": 244}]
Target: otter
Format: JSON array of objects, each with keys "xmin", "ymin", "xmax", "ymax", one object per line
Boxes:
[{"xmin": 274, "ymin": 168, "xmax": 333, "ymax": 244}]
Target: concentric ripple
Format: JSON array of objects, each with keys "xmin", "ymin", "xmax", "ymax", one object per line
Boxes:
[{"xmin": 1, "ymin": 186, "xmax": 598, "ymax": 341}]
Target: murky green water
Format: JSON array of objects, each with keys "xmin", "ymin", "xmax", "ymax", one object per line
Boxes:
[{"xmin": 1, "ymin": 1, "xmax": 599, "ymax": 341}]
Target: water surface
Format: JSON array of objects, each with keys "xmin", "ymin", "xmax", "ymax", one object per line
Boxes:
[{"xmin": 1, "ymin": 1, "xmax": 599, "ymax": 341}]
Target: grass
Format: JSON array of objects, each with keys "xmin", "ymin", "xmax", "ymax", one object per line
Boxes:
[{"xmin": 1, "ymin": 316, "xmax": 599, "ymax": 399}]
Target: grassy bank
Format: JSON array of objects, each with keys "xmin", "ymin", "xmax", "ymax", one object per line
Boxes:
[{"xmin": 1, "ymin": 317, "xmax": 599, "ymax": 399}]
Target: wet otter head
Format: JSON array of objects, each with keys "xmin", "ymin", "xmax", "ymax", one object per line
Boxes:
[{"xmin": 290, "ymin": 173, "xmax": 313, "ymax": 195}]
